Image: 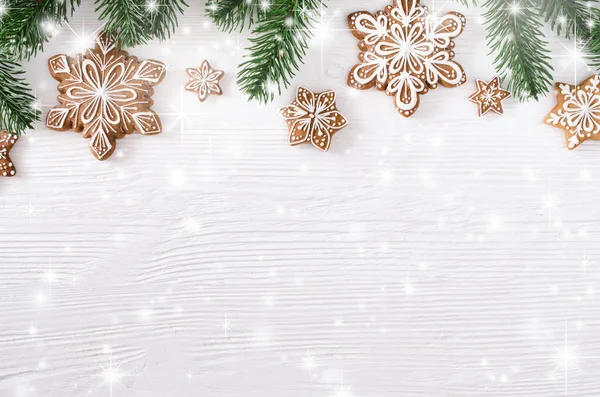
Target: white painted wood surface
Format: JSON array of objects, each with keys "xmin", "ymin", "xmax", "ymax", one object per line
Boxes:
[{"xmin": 2, "ymin": 2, "xmax": 600, "ymax": 396}]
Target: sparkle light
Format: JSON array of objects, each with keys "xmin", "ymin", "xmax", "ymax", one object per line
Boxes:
[
  {"xmin": 331, "ymin": 371, "xmax": 353, "ymax": 397},
  {"xmin": 581, "ymin": 256, "xmax": 591, "ymax": 272},
  {"xmin": 302, "ymin": 350, "xmax": 317, "ymax": 373},
  {"xmin": 510, "ymin": 1, "xmax": 520, "ymax": 14},
  {"xmin": 402, "ymin": 276, "xmax": 415, "ymax": 296},
  {"xmin": 97, "ymin": 348, "xmax": 134, "ymax": 397},
  {"xmin": 220, "ymin": 315, "xmax": 231, "ymax": 337},
  {"xmin": 260, "ymin": 0, "xmax": 270, "ymax": 11},
  {"xmin": 146, "ymin": 0, "xmax": 157, "ymax": 12}
]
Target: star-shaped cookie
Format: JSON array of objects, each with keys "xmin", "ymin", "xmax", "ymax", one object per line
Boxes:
[
  {"xmin": 468, "ymin": 76, "xmax": 511, "ymax": 116},
  {"xmin": 46, "ymin": 33, "xmax": 167, "ymax": 161},
  {"xmin": 347, "ymin": 0, "xmax": 467, "ymax": 117},
  {"xmin": 185, "ymin": 60, "xmax": 224, "ymax": 102},
  {"xmin": 279, "ymin": 86, "xmax": 348, "ymax": 152},
  {"xmin": 545, "ymin": 74, "xmax": 600, "ymax": 150},
  {"xmin": 0, "ymin": 131, "xmax": 18, "ymax": 177}
]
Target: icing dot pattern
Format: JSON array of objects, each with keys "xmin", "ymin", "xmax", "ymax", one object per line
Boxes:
[
  {"xmin": 46, "ymin": 33, "xmax": 167, "ymax": 161},
  {"xmin": 347, "ymin": 0, "xmax": 467, "ymax": 117},
  {"xmin": 279, "ymin": 87, "xmax": 349, "ymax": 152},
  {"xmin": 185, "ymin": 60, "xmax": 224, "ymax": 102},
  {"xmin": 0, "ymin": 130, "xmax": 18, "ymax": 177},
  {"xmin": 545, "ymin": 74, "xmax": 600, "ymax": 150},
  {"xmin": 468, "ymin": 76, "xmax": 511, "ymax": 117}
]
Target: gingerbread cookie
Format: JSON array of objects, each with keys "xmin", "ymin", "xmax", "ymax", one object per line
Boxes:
[
  {"xmin": 347, "ymin": 0, "xmax": 467, "ymax": 117},
  {"xmin": 0, "ymin": 131, "xmax": 17, "ymax": 177},
  {"xmin": 46, "ymin": 33, "xmax": 166, "ymax": 161},
  {"xmin": 468, "ymin": 76, "xmax": 511, "ymax": 117},
  {"xmin": 185, "ymin": 60, "xmax": 224, "ymax": 102},
  {"xmin": 545, "ymin": 74, "xmax": 600, "ymax": 150},
  {"xmin": 279, "ymin": 86, "xmax": 348, "ymax": 152}
]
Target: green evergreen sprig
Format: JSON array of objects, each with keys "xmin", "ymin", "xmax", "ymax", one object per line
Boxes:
[
  {"xmin": 0, "ymin": 0, "xmax": 189, "ymax": 135},
  {"xmin": 538, "ymin": 0, "xmax": 594, "ymax": 40},
  {"xmin": 0, "ymin": 56, "xmax": 40, "ymax": 134},
  {"xmin": 484, "ymin": 0, "xmax": 554, "ymax": 101},
  {"xmin": 0, "ymin": 0, "xmax": 80, "ymax": 61},
  {"xmin": 207, "ymin": 0, "xmax": 267, "ymax": 32},
  {"xmin": 587, "ymin": 8, "xmax": 600, "ymax": 67},
  {"xmin": 459, "ymin": 0, "xmax": 600, "ymax": 101},
  {"xmin": 207, "ymin": 0, "xmax": 323, "ymax": 103},
  {"xmin": 95, "ymin": 0, "xmax": 188, "ymax": 47}
]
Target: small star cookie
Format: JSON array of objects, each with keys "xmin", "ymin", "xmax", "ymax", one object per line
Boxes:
[
  {"xmin": 468, "ymin": 76, "xmax": 511, "ymax": 117},
  {"xmin": 545, "ymin": 74, "xmax": 600, "ymax": 150},
  {"xmin": 279, "ymin": 87, "xmax": 348, "ymax": 152},
  {"xmin": 185, "ymin": 60, "xmax": 224, "ymax": 102},
  {"xmin": 0, "ymin": 131, "xmax": 18, "ymax": 177}
]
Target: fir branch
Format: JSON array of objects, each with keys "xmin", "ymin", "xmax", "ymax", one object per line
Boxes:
[
  {"xmin": 0, "ymin": 56, "xmax": 40, "ymax": 135},
  {"xmin": 537, "ymin": 0, "xmax": 596, "ymax": 39},
  {"xmin": 586, "ymin": 7, "xmax": 600, "ymax": 67},
  {"xmin": 95, "ymin": 0, "xmax": 188, "ymax": 47},
  {"xmin": 95, "ymin": 0, "xmax": 149, "ymax": 46},
  {"xmin": 206, "ymin": 0, "xmax": 266, "ymax": 32},
  {"xmin": 237, "ymin": 0, "xmax": 321, "ymax": 103},
  {"xmin": 484, "ymin": 0, "xmax": 553, "ymax": 101},
  {"xmin": 0, "ymin": 0, "xmax": 80, "ymax": 61},
  {"xmin": 147, "ymin": 0, "xmax": 189, "ymax": 41}
]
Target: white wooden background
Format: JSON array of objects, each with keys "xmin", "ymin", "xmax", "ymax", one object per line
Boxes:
[{"xmin": 2, "ymin": 1, "xmax": 600, "ymax": 396}]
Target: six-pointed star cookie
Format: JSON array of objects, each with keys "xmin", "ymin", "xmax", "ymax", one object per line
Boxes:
[
  {"xmin": 545, "ymin": 74, "xmax": 600, "ymax": 150},
  {"xmin": 347, "ymin": 0, "xmax": 467, "ymax": 117},
  {"xmin": 279, "ymin": 87, "xmax": 348, "ymax": 152},
  {"xmin": 0, "ymin": 130, "xmax": 18, "ymax": 177},
  {"xmin": 46, "ymin": 33, "xmax": 167, "ymax": 161},
  {"xmin": 185, "ymin": 60, "xmax": 224, "ymax": 102},
  {"xmin": 468, "ymin": 76, "xmax": 511, "ymax": 117}
]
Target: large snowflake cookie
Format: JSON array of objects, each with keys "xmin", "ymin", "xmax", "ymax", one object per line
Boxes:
[
  {"xmin": 347, "ymin": 0, "xmax": 467, "ymax": 117},
  {"xmin": 279, "ymin": 87, "xmax": 348, "ymax": 152},
  {"xmin": 46, "ymin": 33, "xmax": 167, "ymax": 161},
  {"xmin": 545, "ymin": 75, "xmax": 600, "ymax": 150}
]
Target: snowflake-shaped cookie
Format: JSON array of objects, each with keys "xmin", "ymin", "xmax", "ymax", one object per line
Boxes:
[
  {"xmin": 545, "ymin": 74, "xmax": 600, "ymax": 150},
  {"xmin": 468, "ymin": 76, "xmax": 511, "ymax": 117},
  {"xmin": 347, "ymin": 0, "xmax": 466, "ymax": 117},
  {"xmin": 0, "ymin": 131, "xmax": 18, "ymax": 177},
  {"xmin": 46, "ymin": 33, "xmax": 166, "ymax": 160},
  {"xmin": 185, "ymin": 60, "xmax": 224, "ymax": 102},
  {"xmin": 279, "ymin": 87, "xmax": 348, "ymax": 152}
]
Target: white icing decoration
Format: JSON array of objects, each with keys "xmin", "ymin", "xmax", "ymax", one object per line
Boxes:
[
  {"xmin": 546, "ymin": 75, "xmax": 600, "ymax": 150},
  {"xmin": 468, "ymin": 77, "xmax": 511, "ymax": 117},
  {"xmin": 185, "ymin": 60, "xmax": 224, "ymax": 102},
  {"xmin": 348, "ymin": 0, "xmax": 466, "ymax": 117},
  {"xmin": 45, "ymin": 34, "xmax": 166, "ymax": 160},
  {"xmin": 279, "ymin": 87, "xmax": 348, "ymax": 152},
  {"xmin": 49, "ymin": 55, "xmax": 70, "ymax": 75},
  {"xmin": 0, "ymin": 131, "xmax": 17, "ymax": 177}
]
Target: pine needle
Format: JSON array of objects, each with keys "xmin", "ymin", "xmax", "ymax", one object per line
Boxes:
[
  {"xmin": 0, "ymin": 56, "xmax": 40, "ymax": 135},
  {"xmin": 236, "ymin": 0, "xmax": 321, "ymax": 103},
  {"xmin": 0, "ymin": 0, "xmax": 80, "ymax": 61},
  {"xmin": 484, "ymin": 0, "xmax": 554, "ymax": 101},
  {"xmin": 95, "ymin": 0, "xmax": 188, "ymax": 47},
  {"xmin": 206, "ymin": 0, "xmax": 266, "ymax": 32},
  {"xmin": 537, "ymin": 0, "xmax": 596, "ymax": 39}
]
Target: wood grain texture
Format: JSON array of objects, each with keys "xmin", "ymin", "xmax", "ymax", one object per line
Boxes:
[{"xmin": 2, "ymin": 2, "xmax": 600, "ymax": 397}]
